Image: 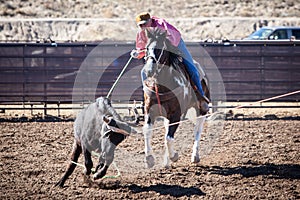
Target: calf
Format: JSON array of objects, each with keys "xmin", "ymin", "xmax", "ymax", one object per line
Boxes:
[{"xmin": 55, "ymin": 97, "xmax": 136, "ymax": 187}]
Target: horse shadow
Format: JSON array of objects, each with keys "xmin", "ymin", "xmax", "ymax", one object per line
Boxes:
[
  {"xmin": 206, "ymin": 163, "xmax": 300, "ymax": 179},
  {"xmin": 128, "ymin": 183, "xmax": 205, "ymax": 198},
  {"xmin": 85, "ymin": 179, "xmax": 205, "ymax": 197}
]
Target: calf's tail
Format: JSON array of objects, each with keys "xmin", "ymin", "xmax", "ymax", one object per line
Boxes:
[{"xmin": 55, "ymin": 140, "xmax": 82, "ymax": 187}]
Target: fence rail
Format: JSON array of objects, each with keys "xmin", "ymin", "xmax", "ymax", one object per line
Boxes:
[{"xmin": 0, "ymin": 41, "xmax": 299, "ymax": 109}]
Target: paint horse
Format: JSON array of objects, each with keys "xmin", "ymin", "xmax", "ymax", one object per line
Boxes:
[{"xmin": 142, "ymin": 27, "xmax": 210, "ymax": 168}]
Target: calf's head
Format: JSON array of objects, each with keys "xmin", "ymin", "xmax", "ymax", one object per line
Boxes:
[
  {"xmin": 102, "ymin": 115, "xmax": 134, "ymax": 145},
  {"xmin": 93, "ymin": 109, "xmax": 137, "ymax": 180}
]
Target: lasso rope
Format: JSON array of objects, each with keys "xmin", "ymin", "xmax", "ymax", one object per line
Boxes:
[
  {"xmin": 234, "ymin": 90, "xmax": 300, "ymax": 109},
  {"xmin": 106, "ymin": 56, "xmax": 133, "ymax": 98}
]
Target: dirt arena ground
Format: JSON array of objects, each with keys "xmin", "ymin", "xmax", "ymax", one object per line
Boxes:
[{"xmin": 0, "ymin": 107, "xmax": 299, "ymax": 199}]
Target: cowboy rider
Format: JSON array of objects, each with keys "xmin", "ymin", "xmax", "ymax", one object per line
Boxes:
[{"xmin": 131, "ymin": 12, "xmax": 209, "ymax": 113}]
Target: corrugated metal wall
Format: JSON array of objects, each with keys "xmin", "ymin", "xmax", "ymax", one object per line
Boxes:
[{"xmin": 0, "ymin": 41, "xmax": 299, "ymax": 104}]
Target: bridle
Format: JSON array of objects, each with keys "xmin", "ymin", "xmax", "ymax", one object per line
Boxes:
[
  {"xmin": 145, "ymin": 45, "xmax": 166, "ymax": 65},
  {"xmin": 144, "ymin": 38, "xmax": 168, "ymax": 74},
  {"xmin": 144, "ymin": 37, "xmax": 168, "ymax": 115}
]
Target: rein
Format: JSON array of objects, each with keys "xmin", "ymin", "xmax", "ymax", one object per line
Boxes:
[
  {"xmin": 143, "ymin": 83, "xmax": 185, "ymax": 101},
  {"xmin": 154, "ymin": 83, "xmax": 163, "ymax": 115}
]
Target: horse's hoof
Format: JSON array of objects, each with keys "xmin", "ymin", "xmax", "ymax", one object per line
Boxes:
[
  {"xmin": 163, "ymin": 153, "xmax": 170, "ymax": 168},
  {"xmin": 164, "ymin": 163, "xmax": 170, "ymax": 169},
  {"xmin": 145, "ymin": 155, "xmax": 155, "ymax": 168},
  {"xmin": 170, "ymin": 152, "xmax": 179, "ymax": 162},
  {"xmin": 191, "ymin": 155, "xmax": 200, "ymax": 163}
]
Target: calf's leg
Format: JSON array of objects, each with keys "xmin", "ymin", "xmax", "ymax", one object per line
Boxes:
[
  {"xmin": 55, "ymin": 140, "xmax": 82, "ymax": 187},
  {"xmin": 93, "ymin": 140, "xmax": 116, "ymax": 180},
  {"xmin": 82, "ymin": 146, "xmax": 93, "ymax": 175}
]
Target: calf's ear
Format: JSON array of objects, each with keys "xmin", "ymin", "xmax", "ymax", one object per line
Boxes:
[
  {"xmin": 102, "ymin": 115, "xmax": 111, "ymax": 124},
  {"xmin": 103, "ymin": 115, "xmax": 117, "ymax": 127}
]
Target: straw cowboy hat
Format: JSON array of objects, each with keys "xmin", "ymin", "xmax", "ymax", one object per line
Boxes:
[{"xmin": 135, "ymin": 12, "xmax": 151, "ymax": 25}]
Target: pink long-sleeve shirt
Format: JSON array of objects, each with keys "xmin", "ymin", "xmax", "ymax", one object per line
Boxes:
[{"xmin": 135, "ymin": 16, "xmax": 181, "ymax": 58}]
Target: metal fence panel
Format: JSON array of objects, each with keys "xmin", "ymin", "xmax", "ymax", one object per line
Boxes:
[{"xmin": 0, "ymin": 41, "xmax": 299, "ymax": 104}]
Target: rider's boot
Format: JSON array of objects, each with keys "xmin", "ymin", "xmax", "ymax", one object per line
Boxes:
[{"xmin": 195, "ymin": 91, "xmax": 209, "ymax": 113}]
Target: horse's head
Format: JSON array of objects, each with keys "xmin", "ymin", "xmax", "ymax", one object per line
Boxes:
[{"xmin": 142, "ymin": 27, "xmax": 170, "ymax": 78}]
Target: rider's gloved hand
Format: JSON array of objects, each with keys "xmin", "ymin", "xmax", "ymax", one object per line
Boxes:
[{"xmin": 130, "ymin": 50, "xmax": 139, "ymax": 58}]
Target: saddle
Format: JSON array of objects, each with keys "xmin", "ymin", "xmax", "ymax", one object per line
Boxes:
[
  {"xmin": 168, "ymin": 47, "xmax": 209, "ymax": 104},
  {"xmin": 172, "ymin": 56, "xmax": 203, "ymax": 97}
]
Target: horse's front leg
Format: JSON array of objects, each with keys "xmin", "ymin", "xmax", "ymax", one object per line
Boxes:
[
  {"xmin": 143, "ymin": 114, "xmax": 155, "ymax": 168},
  {"xmin": 164, "ymin": 118, "xmax": 179, "ymax": 168},
  {"xmin": 191, "ymin": 116, "xmax": 206, "ymax": 163}
]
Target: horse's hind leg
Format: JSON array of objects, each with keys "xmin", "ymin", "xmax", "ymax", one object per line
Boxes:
[
  {"xmin": 143, "ymin": 114, "xmax": 155, "ymax": 168},
  {"xmin": 191, "ymin": 116, "xmax": 206, "ymax": 163},
  {"xmin": 164, "ymin": 118, "xmax": 179, "ymax": 168},
  {"xmin": 55, "ymin": 140, "xmax": 82, "ymax": 187}
]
